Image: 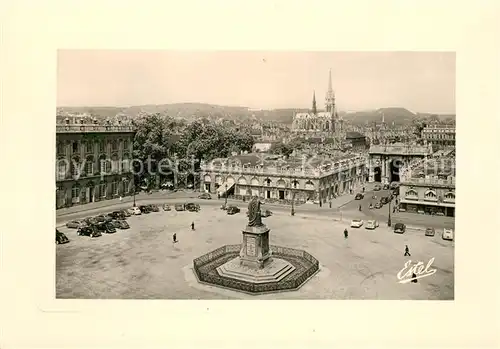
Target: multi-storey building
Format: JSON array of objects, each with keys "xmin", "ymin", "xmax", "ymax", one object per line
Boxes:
[
  {"xmin": 56, "ymin": 116, "xmax": 135, "ymax": 209},
  {"xmin": 199, "ymin": 153, "xmax": 366, "ymax": 204},
  {"xmin": 398, "ymin": 151, "xmax": 455, "ymax": 217},
  {"xmin": 421, "ymin": 124, "xmax": 456, "ymax": 149}
]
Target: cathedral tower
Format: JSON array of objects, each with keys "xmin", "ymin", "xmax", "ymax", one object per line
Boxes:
[
  {"xmin": 325, "ymin": 69, "xmax": 336, "ymax": 114},
  {"xmin": 312, "ymin": 90, "xmax": 317, "ymax": 115}
]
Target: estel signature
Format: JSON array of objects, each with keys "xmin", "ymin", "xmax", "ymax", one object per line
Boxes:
[{"xmin": 397, "ymin": 258, "xmax": 437, "ymax": 284}]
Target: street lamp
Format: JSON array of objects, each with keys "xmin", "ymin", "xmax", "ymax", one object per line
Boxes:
[
  {"xmin": 387, "ymin": 198, "xmax": 392, "ymax": 227},
  {"xmin": 224, "ymin": 183, "xmax": 228, "ymax": 207},
  {"xmin": 291, "ymin": 191, "xmax": 295, "ymax": 216},
  {"xmin": 133, "ymin": 177, "xmax": 136, "ymax": 207}
]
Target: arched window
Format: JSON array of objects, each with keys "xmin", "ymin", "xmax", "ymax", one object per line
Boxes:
[
  {"xmin": 71, "ymin": 156, "xmax": 81, "ymax": 177},
  {"xmin": 444, "ymin": 192, "xmax": 455, "ymax": 202},
  {"xmin": 99, "ymin": 154, "xmax": 108, "ymax": 174},
  {"xmin": 71, "ymin": 183, "xmax": 81, "ymax": 203},
  {"xmin": 264, "ymin": 178, "xmax": 272, "ymax": 187},
  {"xmin": 424, "ymin": 189, "xmax": 437, "ymax": 200},
  {"xmin": 250, "ymin": 177, "xmax": 260, "ymax": 186},
  {"xmin": 238, "ymin": 177, "xmax": 247, "ymax": 185},
  {"xmin": 226, "ymin": 176, "xmax": 235, "ymax": 185},
  {"xmin": 56, "ymin": 158, "xmax": 68, "ymax": 181},
  {"xmin": 276, "ymin": 179, "xmax": 286, "ymax": 188},
  {"xmin": 111, "ymin": 153, "xmax": 119, "ymax": 173},
  {"xmin": 85, "ymin": 155, "xmax": 94, "ymax": 175},
  {"xmin": 292, "ymin": 180, "xmax": 300, "ymax": 189},
  {"xmin": 305, "ymin": 180, "xmax": 315, "ymax": 190},
  {"xmin": 204, "ymin": 175, "xmax": 212, "ymax": 182},
  {"xmin": 405, "ymin": 189, "xmax": 418, "ymax": 198}
]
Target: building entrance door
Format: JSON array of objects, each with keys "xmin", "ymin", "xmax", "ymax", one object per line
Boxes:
[
  {"xmin": 204, "ymin": 183, "xmax": 211, "ymax": 192},
  {"xmin": 278, "ymin": 190, "xmax": 285, "ymax": 200},
  {"xmin": 374, "ymin": 167, "xmax": 382, "ymax": 182},
  {"xmin": 89, "ymin": 186, "xmax": 94, "ymax": 203},
  {"xmin": 266, "ymin": 190, "xmax": 271, "ymax": 199}
]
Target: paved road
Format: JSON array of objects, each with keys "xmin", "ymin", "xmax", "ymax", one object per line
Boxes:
[{"xmin": 339, "ymin": 189, "xmax": 455, "ymax": 230}]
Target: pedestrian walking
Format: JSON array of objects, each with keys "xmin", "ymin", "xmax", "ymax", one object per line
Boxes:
[
  {"xmin": 344, "ymin": 228, "xmax": 348, "ymax": 239},
  {"xmin": 119, "ymin": 196, "xmax": 123, "ymax": 202},
  {"xmin": 217, "ymin": 193, "xmax": 220, "ymax": 200},
  {"xmin": 191, "ymin": 222, "xmax": 195, "ymax": 230},
  {"xmin": 404, "ymin": 245, "xmax": 411, "ymax": 256},
  {"xmin": 359, "ymin": 204, "xmax": 362, "ymax": 211},
  {"xmin": 329, "ymin": 201, "xmax": 332, "ymax": 208},
  {"xmin": 393, "ymin": 207, "xmax": 396, "ymax": 213},
  {"xmin": 173, "ymin": 233, "xmax": 177, "ymax": 243}
]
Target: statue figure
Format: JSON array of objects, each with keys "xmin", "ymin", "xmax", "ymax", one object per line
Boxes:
[{"xmin": 247, "ymin": 196, "xmax": 263, "ymax": 227}]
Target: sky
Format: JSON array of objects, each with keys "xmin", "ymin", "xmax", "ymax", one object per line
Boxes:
[{"xmin": 57, "ymin": 51, "xmax": 455, "ymax": 114}]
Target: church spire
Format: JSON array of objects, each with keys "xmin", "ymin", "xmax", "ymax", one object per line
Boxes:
[
  {"xmin": 312, "ymin": 90, "xmax": 317, "ymax": 115},
  {"xmin": 328, "ymin": 68, "xmax": 333, "ymax": 93}
]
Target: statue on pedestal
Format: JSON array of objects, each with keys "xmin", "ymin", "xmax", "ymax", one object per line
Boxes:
[{"xmin": 247, "ymin": 196, "xmax": 263, "ymax": 227}]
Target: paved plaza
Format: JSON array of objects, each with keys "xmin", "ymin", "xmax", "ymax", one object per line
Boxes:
[{"xmin": 56, "ymin": 204, "xmax": 454, "ymax": 300}]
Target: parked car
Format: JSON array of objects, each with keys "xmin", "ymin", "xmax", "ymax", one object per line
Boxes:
[
  {"xmin": 131, "ymin": 206, "xmax": 142, "ymax": 215},
  {"xmin": 374, "ymin": 202, "xmax": 382, "ymax": 209},
  {"xmin": 380, "ymin": 197, "xmax": 388, "ymax": 205},
  {"xmin": 139, "ymin": 205, "xmax": 151, "ymax": 214},
  {"xmin": 185, "ymin": 202, "xmax": 200, "ymax": 212},
  {"xmin": 393, "ymin": 223, "xmax": 406, "ymax": 234},
  {"xmin": 442, "ymin": 228, "xmax": 454, "ymax": 241},
  {"xmin": 262, "ymin": 209, "xmax": 273, "ymax": 217},
  {"xmin": 56, "ymin": 229, "xmax": 70, "ymax": 244},
  {"xmin": 227, "ymin": 206, "xmax": 240, "ymax": 215},
  {"xmin": 398, "ymin": 206, "xmax": 406, "ymax": 212},
  {"xmin": 355, "ymin": 193, "xmax": 364, "ymax": 200},
  {"xmin": 120, "ymin": 209, "xmax": 131, "ymax": 217},
  {"xmin": 66, "ymin": 220, "xmax": 85, "ymax": 229},
  {"xmin": 374, "ymin": 184, "xmax": 381, "ymax": 191},
  {"xmin": 425, "ymin": 227, "xmax": 435, "ymax": 236},
  {"xmin": 110, "ymin": 211, "xmax": 126, "ymax": 219},
  {"xmin": 417, "ymin": 209, "xmax": 425, "ymax": 214},
  {"xmin": 350, "ymin": 219, "xmax": 364, "ymax": 228},
  {"xmin": 365, "ymin": 220, "xmax": 379, "ymax": 230},
  {"xmin": 94, "ymin": 215, "xmax": 105, "ymax": 223},
  {"xmin": 95, "ymin": 222, "xmax": 116, "ymax": 234},
  {"xmin": 162, "ymin": 204, "xmax": 171, "ymax": 211},
  {"xmin": 149, "ymin": 204, "xmax": 160, "ymax": 212},
  {"xmin": 112, "ymin": 219, "xmax": 130, "ymax": 229},
  {"xmin": 198, "ymin": 193, "xmax": 212, "ymax": 200},
  {"xmin": 77, "ymin": 226, "xmax": 101, "ymax": 238},
  {"xmin": 175, "ymin": 204, "xmax": 185, "ymax": 211},
  {"xmin": 83, "ymin": 217, "xmax": 98, "ymax": 225}
]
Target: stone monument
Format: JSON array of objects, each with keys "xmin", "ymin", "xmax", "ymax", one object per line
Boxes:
[{"xmin": 216, "ymin": 196, "xmax": 296, "ymax": 283}]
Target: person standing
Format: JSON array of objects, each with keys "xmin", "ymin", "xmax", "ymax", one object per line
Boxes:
[
  {"xmin": 173, "ymin": 233, "xmax": 177, "ymax": 243},
  {"xmin": 404, "ymin": 245, "xmax": 411, "ymax": 256},
  {"xmin": 191, "ymin": 222, "xmax": 195, "ymax": 230},
  {"xmin": 344, "ymin": 228, "xmax": 348, "ymax": 239}
]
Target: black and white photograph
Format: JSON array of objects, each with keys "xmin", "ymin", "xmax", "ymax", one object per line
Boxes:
[{"xmin": 55, "ymin": 51, "xmax": 455, "ymax": 300}]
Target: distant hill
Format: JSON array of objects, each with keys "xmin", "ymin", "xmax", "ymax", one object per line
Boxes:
[{"xmin": 57, "ymin": 104, "xmax": 454, "ymax": 125}]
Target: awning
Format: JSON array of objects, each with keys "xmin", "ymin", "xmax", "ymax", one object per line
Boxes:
[
  {"xmin": 217, "ymin": 182, "xmax": 235, "ymax": 195},
  {"xmin": 399, "ymin": 199, "xmax": 455, "ymax": 207}
]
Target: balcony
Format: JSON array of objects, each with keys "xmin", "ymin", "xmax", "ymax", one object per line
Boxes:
[{"xmin": 57, "ymin": 124, "xmax": 135, "ymax": 134}]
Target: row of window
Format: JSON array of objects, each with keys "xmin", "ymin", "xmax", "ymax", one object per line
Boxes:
[
  {"xmin": 57, "ymin": 139, "xmax": 130, "ymax": 155},
  {"xmin": 405, "ymin": 189, "xmax": 455, "ymax": 200},
  {"xmin": 56, "ymin": 159, "xmax": 131, "ymax": 180},
  {"xmin": 424, "ymin": 134, "xmax": 455, "ymax": 140},
  {"xmin": 65, "ymin": 180, "xmax": 129, "ymax": 200}
]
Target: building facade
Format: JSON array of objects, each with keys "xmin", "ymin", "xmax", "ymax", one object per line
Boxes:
[
  {"xmin": 345, "ymin": 131, "xmax": 367, "ymax": 152},
  {"xmin": 421, "ymin": 124, "xmax": 455, "ymax": 149},
  {"xmin": 368, "ymin": 143, "xmax": 433, "ymax": 184},
  {"xmin": 398, "ymin": 154, "xmax": 456, "ymax": 217},
  {"xmin": 56, "ymin": 118, "xmax": 135, "ymax": 209},
  {"xmin": 199, "ymin": 153, "xmax": 366, "ymax": 204}
]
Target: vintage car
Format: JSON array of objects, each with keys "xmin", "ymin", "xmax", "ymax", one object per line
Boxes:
[
  {"xmin": 442, "ymin": 228, "xmax": 454, "ymax": 241},
  {"xmin": 139, "ymin": 205, "xmax": 151, "ymax": 214},
  {"xmin": 56, "ymin": 229, "xmax": 70, "ymax": 244},
  {"xmin": 131, "ymin": 206, "xmax": 142, "ymax": 215},
  {"xmin": 66, "ymin": 220, "xmax": 85, "ymax": 229},
  {"xmin": 112, "ymin": 219, "xmax": 130, "ymax": 229},
  {"xmin": 120, "ymin": 209, "xmax": 131, "ymax": 217},
  {"xmin": 175, "ymin": 204, "xmax": 185, "ymax": 211},
  {"xmin": 389, "ymin": 182, "xmax": 400, "ymax": 190},
  {"xmin": 109, "ymin": 211, "xmax": 126, "ymax": 220},
  {"xmin": 95, "ymin": 222, "xmax": 117, "ymax": 234},
  {"xmin": 227, "ymin": 206, "xmax": 240, "ymax": 215},
  {"xmin": 77, "ymin": 225, "xmax": 101, "ymax": 238},
  {"xmin": 185, "ymin": 202, "xmax": 200, "ymax": 212},
  {"xmin": 149, "ymin": 204, "xmax": 160, "ymax": 212},
  {"xmin": 393, "ymin": 223, "xmax": 406, "ymax": 234},
  {"xmin": 198, "ymin": 193, "xmax": 212, "ymax": 200},
  {"xmin": 350, "ymin": 219, "xmax": 364, "ymax": 228},
  {"xmin": 162, "ymin": 203, "xmax": 171, "ymax": 211},
  {"xmin": 425, "ymin": 227, "xmax": 436, "ymax": 237},
  {"xmin": 355, "ymin": 193, "xmax": 364, "ymax": 200},
  {"xmin": 374, "ymin": 202, "xmax": 382, "ymax": 209},
  {"xmin": 380, "ymin": 197, "xmax": 388, "ymax": 205},
  {"xmin": 365, "ymin": 220, "xmax": 379, "ymax": 230}
]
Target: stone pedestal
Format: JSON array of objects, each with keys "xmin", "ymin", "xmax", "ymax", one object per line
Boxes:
[{"xmin": 239, "ymin": 225, "xmax": 271, "ymax": 269}]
